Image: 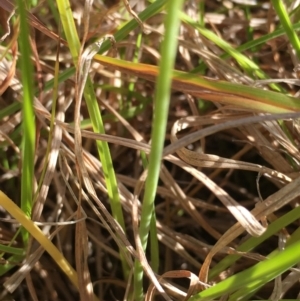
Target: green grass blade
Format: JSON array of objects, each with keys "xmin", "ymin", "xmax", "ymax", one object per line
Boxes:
[
  {"xmin": 43, "ymin": 67, "xmax": 75, "ymax": 92},
  {"xmin": 56, "ymin": 0, "xmax": 80, "ymax": 61},
  {"xmin": 209, "ymin": 205, "xmax": 300, "ymax": 279},
  {"xmin": 97, "ymin": 0, "xmax": 167, "ymax": 53},
  {"xmin": 17, "ymin": 0, "xmax": 36, "ymax": 243},
  {"xmin": 181, "ymin": 13, "xmax": 283, "ymax": 91},
  {"xmin": 236, "ymin": 22, "xmax": 300, "ymax": 54},
  {"xmin": 0, "ymin": 254, "xmax": 25, "ymax": 276},
  {"xmin": 0, "ymin": 244, "xmax": 24, "ymax": 255},
  {"xmin": 272, "ymin": 0, "xmax": 300, "ymax": 60},
  {"xmin": 227, "ymin": 228, "xmax": 300, "ymax": 300},
  {"xmin": 133, "ymin": 0, "xmax": 185, "ymax": 299},
  {"xmin": 190, "ymin": 234, "xmax": 300, "ymax": 301},
  {"xmin": 193, "ymin": 21, "xmax": 300, "ymax": 74},
  {"xmin": 128, "ymin": 32, "xmax": 161, "ymax": 272},
  {"xmin": 0, "ymin": 102, "xmax": 21, "ymax": 120}
]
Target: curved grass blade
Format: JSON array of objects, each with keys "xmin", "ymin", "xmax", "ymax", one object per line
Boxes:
[{"xmin": 94, "ymin": 55, "xmax": 300, "ymax": 113}]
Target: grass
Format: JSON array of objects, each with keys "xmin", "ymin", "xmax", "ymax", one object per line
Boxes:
[
  {"xmin": 17, "ymin": 0, "xmax": 35, "ymax": 244},
  {"xmin": 133, "ymin": 1, "xmax": 184, "ymax": 299},
  {"xmin": 0, "ymin": 0, "xmax": 300, "ymax": 300}
]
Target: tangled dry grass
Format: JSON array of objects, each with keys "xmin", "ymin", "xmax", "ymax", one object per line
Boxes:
[{"xmin": 1, "ymin": 0, "xmax": 300, "ymax": 300}]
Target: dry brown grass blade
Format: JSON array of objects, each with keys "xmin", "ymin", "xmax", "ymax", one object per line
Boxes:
[
  {"xmin": 81, "ymin": 0, "xmax": 93, "ymax": 46},
  {"xmin": 166, "ymin": 154, "xmax": 266, "ymax": 237},
  {"xmin": 73, "ymin": 16, "xmax": 101, "ymax": 300},
  {"xmin": 164, "ymin": 113, "xmax": 300, "ymax": 157},
  {"xmin": 0, "ymin": 0, "xmax": 67, "ymax": 45},
  {"xmin": 160, "ymin": 165, "xmax": 222, "ymax": 240},
  {"xmin": 198, "ymin": 175, "xmax": 300, "ymax": 285},
  {"xmin": 269, "ymin": 232, "xmax": 286, "ymax": 300},
  {"xmin": 99, "ymin": 99, "xmax": 145, "ymax": 142},
  {"xmin": 0, "ymin": 0, "xmax": 13, "ymax": 17},
  {"xmin": 32, "ymin": 95, "xmax": 65, "ymax": 221},
  {"xmin": 156, "ymin": 230, "xmax": 202, "ymax": 269},
  {"xmin": 146, "ymin": 270, "xmax": 203, "ymax": 301},
  {"xmin": 0, "ymin": 34, "xmax": 17, "ymax": 95},
  {"xmin": 25, "ymin": 274, "xmax": 38, "ymax": 301},
  {"xmin": 0, "ymin": 0, "xmax": 14, "ymax": 42},
  {"xmin": 0, "ymin": 0, "xmax": 15, "ymax": 42},
  {"xmin": 191, "ymin": 143, "xmax": 255, "ymax": 195},
  {"xmin": 170, "ymin": 115, "xmax": 293, "ymax": 183},
  {"xmin": 178, "ymin": 39, "xmax": 253, "ymax": 85},
  {"xmin": 117, "ymin": 173, "xmax": 227, "ymax": 212},
  {"xmin": 75, "ymin": 214, "xmax": 93, "ymax": 301},
  {"xmin": 241, "ymin": 125, "xmax": 296, "ymax": 177},
  {"xmin": 279, "ymin": 268, "xmax": 300, "ymax": 298},
  {"xmin": 122, "ymin": 0, "xmax": 144, "ymax": 32},
  {"xmin": 260, "ymin": 119, "xmax": 300, "ymax": 162}
]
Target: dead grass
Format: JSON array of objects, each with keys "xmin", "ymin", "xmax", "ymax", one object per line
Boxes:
[{"xmin": 0, "ymin": 0, "xmax": 300, "ymax": 300}]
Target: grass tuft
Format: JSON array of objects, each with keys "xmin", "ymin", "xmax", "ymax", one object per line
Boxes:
[{"xmin": 1, "ymin": 0, "xmax": 300, "ymax": 300}]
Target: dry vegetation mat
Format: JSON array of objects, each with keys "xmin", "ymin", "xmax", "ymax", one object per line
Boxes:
[{"xmin": 1, "ymin": 0, "xmax": 300, "ymax": 300}]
